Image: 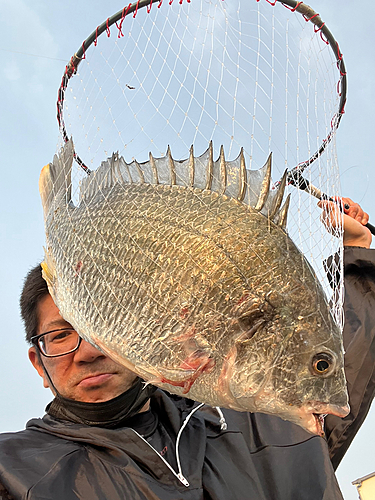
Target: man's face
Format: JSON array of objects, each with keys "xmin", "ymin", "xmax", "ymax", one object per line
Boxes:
[{"xmin": 28, "ymin": 294, "xmax": 138, "ymax": 402}]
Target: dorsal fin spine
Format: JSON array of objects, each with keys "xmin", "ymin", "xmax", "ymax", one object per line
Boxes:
[
  {"xmin": 123, "ymin": 157, "xmax": 133, "ymax": 184},
  {"xmin": 112, "ymin": 152, "xmax": 119, "ymax": 185},
  {"xmin": 268, "ymin": 169, "xmax": 287, "ymax": 219},
  {"xmin": 237, "ymin": 148, "xmax": 246, "ymax": 202},
  {"xmin": 205, "ymin": 141, "xmax": 214, "ymax": 190},
  {"xmin": 275, "ymin": 194, "xmax": 291, "ymax": 229},
  {"xmin": 255, "ymin": 152, "xmax": 272, "ymax": 211},
  {"xmin": 149, "ymin": 152, "xmax": 159, "ymax": 184},
  {"xmin": 135, "ymin": 159, "xmax": 145, "ymax": 183},
  {"xmin": 189, "ymin": 145, "xmax": 195, "ymax": 187},
  {"xmin": 167, "ymin": 145, "xmax": 177, "ymax": 185},
  {"xmin": 219, "ymin": 145, "xmax": 227, "ymax": 195}
]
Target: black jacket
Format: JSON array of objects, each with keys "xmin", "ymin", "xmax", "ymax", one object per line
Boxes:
[{"xmin": 1, "ymin": 247, "xmax": 374, "ymax": 500}]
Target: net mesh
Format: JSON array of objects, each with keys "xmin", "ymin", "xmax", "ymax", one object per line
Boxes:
[{"xmin": 60, "ymin": 0, "xmax": 344, "ymax": 326}]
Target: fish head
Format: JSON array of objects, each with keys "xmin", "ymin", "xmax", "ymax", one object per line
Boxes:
[{"xmin": 219, "ymin": 281, "xmax": 349, "ymax": 435}]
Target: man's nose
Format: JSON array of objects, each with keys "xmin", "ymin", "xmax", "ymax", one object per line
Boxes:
[{"xmin": 73, "ymin": 338, "xmax": 106, "ymax": 362}]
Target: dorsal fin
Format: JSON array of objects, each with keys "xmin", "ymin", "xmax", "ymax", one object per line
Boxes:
[{"xmin": 71, "ymin": 141, "xmax": 290, "ymax": 227}]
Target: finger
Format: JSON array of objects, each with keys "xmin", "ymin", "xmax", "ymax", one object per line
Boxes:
[
  {"xmin": 317, "ymin": 200, "xmax": 337, "ymax": 217},
  {"xmin": 347, "ymin": 203, "xmax": 361, "ymax": 220},
  {"xmin": 342, "ymin": 198, "xmax": 369, "ymax": 225},
  {"xmin": 318, "ymin": 200, "xmax": 342, "ymax": 232},
  {"xmin": 340, "ymin": 197, "xmax": 354, "ymax": 213},
  {"xmin": 361, "ymin": 212, "xmax": 369, "ymax": 225},
  {"xmin": 331, "ymin": 197, "xmax": 351, "ymax": 213}
]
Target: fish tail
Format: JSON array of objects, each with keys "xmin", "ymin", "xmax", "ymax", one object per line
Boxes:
[
  {"xmin": 39, "ymin": 139, "xmax": 74, "ymax": 215},
  {"xmin": 39, "ymin": 164, "xmax": 54, "ymax": 217},
  {"xmin": 41, "ymin": 247, "xmax": 57, "ymax": 300}
]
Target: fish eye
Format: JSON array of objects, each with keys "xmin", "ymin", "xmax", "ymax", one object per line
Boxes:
[{"xmin": 311, "ymin": 352, "xmax": 336, "ymax": 377}]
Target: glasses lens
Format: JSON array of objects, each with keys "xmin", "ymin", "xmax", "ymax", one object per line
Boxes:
[{"xmin": 38, "ymin": 329, "xmax": 80, "ymax": 356}]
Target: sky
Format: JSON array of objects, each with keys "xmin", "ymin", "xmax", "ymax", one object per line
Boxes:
[{"xmin": 0, "ymin": 1, "xmax": 374, "ymax": 499}]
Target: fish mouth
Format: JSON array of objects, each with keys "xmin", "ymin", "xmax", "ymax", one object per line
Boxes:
[
  {"xmin": 312, "ymin": 413, "xmax": 326, "ymax": 436},
  {"xmin": 303, "ymin": 403, "xmax": 349, "ymax": 436}
]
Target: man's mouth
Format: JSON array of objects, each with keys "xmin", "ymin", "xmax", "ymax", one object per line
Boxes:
[{"xmin": 77, "ymin": 373, "xmax": 114, "ymax": 387}]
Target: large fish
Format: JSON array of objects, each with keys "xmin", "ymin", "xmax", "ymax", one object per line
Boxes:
[{"xmin": 39, "ymin": 139, "xmax": 349, "ymax": 435}]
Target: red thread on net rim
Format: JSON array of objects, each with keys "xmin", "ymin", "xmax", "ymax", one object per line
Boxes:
[
  {"xmin": 106, "ymin": 18, "xmax": 111, "ymax": 37},
  {"xmin": 116, "ymin": 4, "xmax": 132, "ymax": 36},
  {"xmin": 336, "ymin": 80, "xmax": 346, "ymax": 108},
  {"xmin": 283, "ymin": 1, "xmax": 303, "ymax": 12},
  {"xmin": 340, "ymin": 98, "xmax": 347, "ymax": 115},
  {"xmin": 336, "ymin": 42, "xmax": 346, "ymax": 76},
  {"xmin": 81, "ymin": 41, "xmax": 86, "ymax": 60},
  {"xmin": 69, "ymin": 56, "xmax": 76, "ymax": 73},
  {"xmin": 134, "ymin": 0, "xmax": 141, "ymax": 17},
  {"xmin": 116, "ymin": 9, "xmax": 126, "ymax": 37},
  {"xmin": 116, "ymin": 23, "xmax": 124, "ymax": 38},
  {"xmin": 303, "ymin": 12, "xmax": 319, "ymax": 22},
  {"xmin": 94, "ymin": 27, "xmax": 99, "ymax": 47},
  {"xmin": 147, "ymin": 0, "xmax": 153, "ymax": 13},
  {"xmin": 167, "ymin": 0, "xmax": 191, "ymax": 4},
  {"xmin": 314, "ymin": 23, "xmax": 329, "ymax": 45}
]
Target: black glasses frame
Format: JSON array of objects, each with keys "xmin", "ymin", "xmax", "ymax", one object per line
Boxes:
[{"xmin": 30, "ymin": 328, "xmax": 82, "ymax": 358}]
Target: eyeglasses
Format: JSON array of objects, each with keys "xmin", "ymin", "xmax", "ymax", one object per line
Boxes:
[{"xmin": 31, "ymin": 328, "xmax": 82, "ymax": 357}]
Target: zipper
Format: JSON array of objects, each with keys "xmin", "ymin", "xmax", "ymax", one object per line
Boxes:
[
  {"xmin": 130, "ymin": 402, "xmax": 205, "ymax": 488},
  {"xmin": 130, "ymin": 429, "xmax": 190, "ymax": 487}
]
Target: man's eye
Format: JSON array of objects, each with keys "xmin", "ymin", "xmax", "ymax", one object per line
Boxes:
[{"xmin": 50, "ymin": 331, "xmax": 73, "ymax": 342}]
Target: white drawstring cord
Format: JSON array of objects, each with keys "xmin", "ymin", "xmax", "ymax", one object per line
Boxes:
[
  {"xmin": 175, "ymin": 403, "xmax": 205, "ymax": 485},
  {"xmin": 130, "ymin": 402, "xmax": 205, "ymax": 488},
  {"xmin": 215, "ymin": 406, "xmax": 228, "ymax": 430}
]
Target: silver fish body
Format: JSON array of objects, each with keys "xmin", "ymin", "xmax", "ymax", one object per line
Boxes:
[{"xmin": 39, "ymin": 140, "xmax": 349, "ymax": 434}]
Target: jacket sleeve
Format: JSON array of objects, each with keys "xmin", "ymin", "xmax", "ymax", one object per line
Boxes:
[{"xmin": 324, "ymin": 246, "xmax": 375, "ymax": 470}]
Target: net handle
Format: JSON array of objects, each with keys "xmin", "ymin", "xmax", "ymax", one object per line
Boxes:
[{"xmin": 56, "ymin": 0, "xmax": 347, "ymax": 175}]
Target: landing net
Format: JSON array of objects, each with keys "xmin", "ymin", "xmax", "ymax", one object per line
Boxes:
[{"xmin": 58, "ymin": 0, "xmax": 345, "ymax": 327}]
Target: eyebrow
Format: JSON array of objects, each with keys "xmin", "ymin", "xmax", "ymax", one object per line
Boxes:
[{"xmin": 41, "ymin": 319, "xmax": 73, "ymax": 332}]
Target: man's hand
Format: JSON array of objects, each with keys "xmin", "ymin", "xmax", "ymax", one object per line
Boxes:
[{"xmin": 318, "ymin": 197, "xmax": 372, "ymax": 249}]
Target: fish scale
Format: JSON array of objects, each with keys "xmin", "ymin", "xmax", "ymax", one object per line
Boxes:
[{"xmin": 39, "ymin": 139, "xmax": 349, "ymax": 434}]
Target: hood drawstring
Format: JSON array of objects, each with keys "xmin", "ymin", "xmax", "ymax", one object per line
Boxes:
[
  {"xmin": 215, "ymin": 407, "xmax": 228, "ymax": 430},
  {"xmin": 175, "ymin": 402, "xmax": 205, "ymax": 485},
  {"xmin": 130, "ymin": 402, "xmax": 204, "ymax": 488},
  {"xmin": 131, "ymin": 402, "xmax": 227, "ymax": 488}
]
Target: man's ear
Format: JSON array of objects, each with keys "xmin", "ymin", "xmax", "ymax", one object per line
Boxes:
[{"xmin": 28, "ymin": 347, "xmax": 50, "ymax": 389}]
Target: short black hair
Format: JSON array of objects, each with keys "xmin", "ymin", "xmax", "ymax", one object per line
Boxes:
[{"xmin": 20, "ymin": 264, "xmax": 49, "ymax": 343}]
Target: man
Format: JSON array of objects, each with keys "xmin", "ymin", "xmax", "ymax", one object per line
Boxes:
[{"xmin": 0, "ymin": 199, "xmax": 374, "ymax": 499}]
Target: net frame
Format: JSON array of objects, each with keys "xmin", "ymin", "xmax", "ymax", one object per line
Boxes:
[
  {"xmin": 51, "ymin": 0, "xmax": 350, "ymax": 329},
  {"xmin": 57, "ymin": 0, "xmax": 347, "ymax": 177}
]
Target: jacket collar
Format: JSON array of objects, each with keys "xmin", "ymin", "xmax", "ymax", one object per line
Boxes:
[{"xmin": 27, "ymin": 390, "xmax": 208, "ymax": 489}]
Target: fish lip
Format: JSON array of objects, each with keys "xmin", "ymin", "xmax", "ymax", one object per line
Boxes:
[
  {"xmin": 311, "ymin": 413, "xmax": 327, "ymax": 436},
  {"xmin": 302, "ymin": 403, "xmax": 350, "ymax": 436},
  {"xmin": 309, "ymin": 402, "xmax": 350, "ymax": 419}
]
